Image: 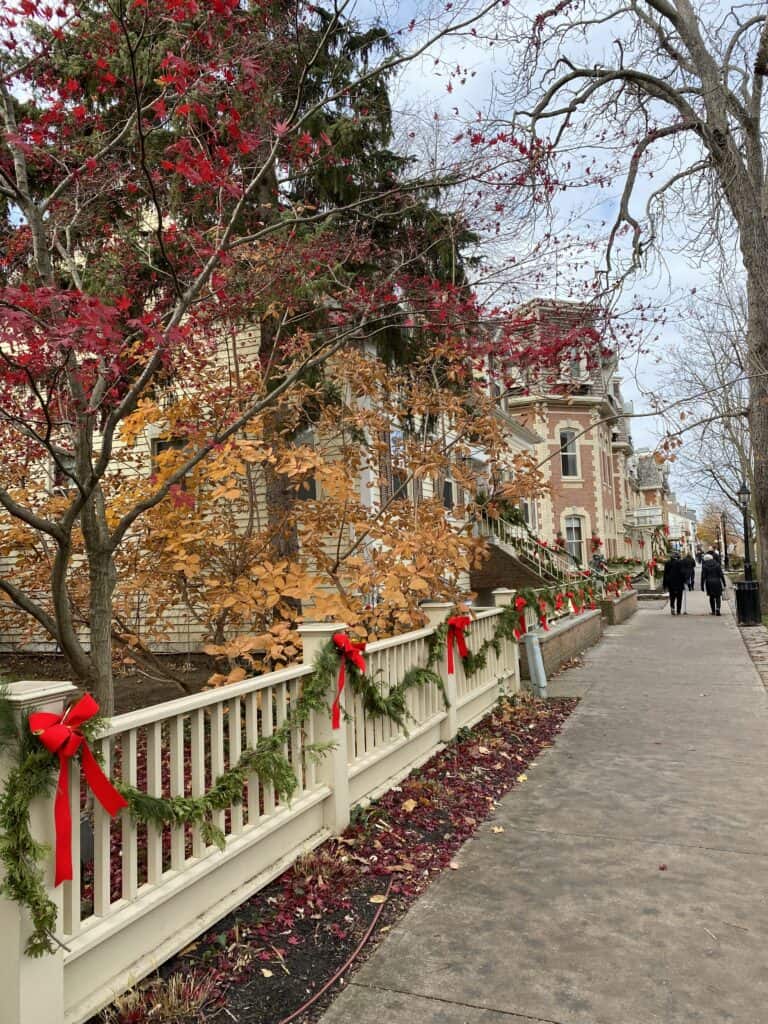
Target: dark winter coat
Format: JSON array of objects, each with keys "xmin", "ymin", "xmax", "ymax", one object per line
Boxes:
[
  {"xmin": 681, "ymin": 554, "xmax": 696, "ymax": 582},
  {"xmin": 662, "ymin": 557, "xmax": 688, "ymax": 592},
  {"xmin": 701, "ymin": 559, "xmax": 726, "ymax": 596}
]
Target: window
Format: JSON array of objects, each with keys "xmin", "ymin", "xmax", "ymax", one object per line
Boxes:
[
  {"xmin": 569, "ymin": 352, "xmax": 583, "ymax": 379},
  {"xmin": 151, "ymin": 437, "xmax": 188, "ymax": 488},
  {"xmin": 520, "ymin": 498, "xmax": 537, "ymax": 532},
  {"xmin": 442, "ymin": 478, "xmax": 454, "ymax": 510},
  {"xmin": 565, "ymin": 515, "xmax": 584, "ymax": 564},
  {"xmin": 560, "ymin": 430, "xmax": 578, "ymax": 477},
  {"xmin": 380, "ymin": 427, "xmax": 409, "ymax": 505},
  {"xmin": 294, "ymin": 427, "xmax": 317, "ymax": 500}
]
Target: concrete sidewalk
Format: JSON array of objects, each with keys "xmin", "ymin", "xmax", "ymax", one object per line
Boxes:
[{"xmin": 320, "ymin": 589, "xmax": 768, "ymax": 1024}]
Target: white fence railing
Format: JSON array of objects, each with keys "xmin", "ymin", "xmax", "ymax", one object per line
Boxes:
[{"xmin": 2, "ymin": 602, "xmax": 521, "ymax": 1024}]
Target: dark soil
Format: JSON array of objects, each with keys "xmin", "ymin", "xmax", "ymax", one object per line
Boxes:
[
  {"xmin": 0, "ymin": 652, "xmax": 213, "ymax": 714},
  {"xmin": 95, "ymin": 694, "xmax": 578, "ymax": 1024}
]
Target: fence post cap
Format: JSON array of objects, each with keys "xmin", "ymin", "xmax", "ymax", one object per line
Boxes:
[
  {"xmin": 419, "ymin": 601, "xmax": 453, "ymax": 627},
  {"xmin": 297, "ymin": 621, "xmax": 348, "ymax": 636},
  {"xmin": 3, "ymin": 679, "xmax": 77, "ymax": 712},
  {"xmin": 298, "ymin": 622, "xmax": 348, "ymax": 663}
]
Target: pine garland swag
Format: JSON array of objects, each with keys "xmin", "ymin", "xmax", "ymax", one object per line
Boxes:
[
  {"xmin": 0, "ymin": 690, "xmax": 107, "ymax": 957},
  {"xmin": 0, "ymin": 633, "xmax": 454, "ymax": 957}
]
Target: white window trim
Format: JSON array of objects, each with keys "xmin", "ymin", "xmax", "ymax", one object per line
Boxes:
[{"xmin": 559, "ymin": 428, "xmax": 580, "ymax": 479}]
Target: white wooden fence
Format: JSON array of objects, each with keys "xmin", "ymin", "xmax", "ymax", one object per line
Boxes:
[{"xmin": 1, "ymin": 597, "xmax": 521, "ymax": 1024}]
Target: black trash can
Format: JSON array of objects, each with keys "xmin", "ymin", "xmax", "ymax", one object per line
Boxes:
[{"xmin": 735, "ymin": 580, "xmax": 762, "ymax": 626}]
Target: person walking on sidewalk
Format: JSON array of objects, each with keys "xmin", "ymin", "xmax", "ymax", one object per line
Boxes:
[
  {"xmin": 662, "ymin": 551, "xmax": 687, "ymax": 615},
  {"xmin": 681, "ymin": 552, "xmax": 696, "ymax": 590},
  {"xmin": 701, "ymin": 553, "xmax": 727, "ymax": 615}
]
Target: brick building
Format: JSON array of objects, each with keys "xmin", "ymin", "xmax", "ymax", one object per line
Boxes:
[{"xmin": 500, "ymin": 300, "xmax": 637, "ymax": 565}]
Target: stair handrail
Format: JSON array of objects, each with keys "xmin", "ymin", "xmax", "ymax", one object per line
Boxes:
[{"xmin": 477, "ymin": 510, "xmax": 583, "ymax": 583}]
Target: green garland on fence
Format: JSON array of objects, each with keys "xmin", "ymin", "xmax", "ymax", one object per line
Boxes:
[
  {"xmin": 0, "ymin": 633, "xmax": 454, "ymax": 958},
  {"xmin": 0, "ymin": 690, "xmax": 107, "ymax": 957},
  {"xmin": 456, "ymin": 578, "xmax": 608, "ymax": 679},
  {"xmin": 460, "ymin": 605, "xmax": 519, "ymax": 677}
]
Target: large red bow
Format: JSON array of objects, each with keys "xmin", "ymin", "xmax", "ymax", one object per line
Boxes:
[
  {"xmin": 331, "ymin": 632, "xmax": 366, "ymax": 730},
  {"xmin": 446, "ymin": 615, "xmax": 471, "ymax": 674},
  {"xmin": 29, "ymin": 693, "xmax": 127, "ymax": 886}
]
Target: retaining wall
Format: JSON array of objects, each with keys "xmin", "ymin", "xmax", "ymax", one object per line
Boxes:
[
  {"xmin": 598, "ymin": 589, "xmax": 638, "ymax": 625},
  {"xmin": 519, "ymin": 609, "xmax": 602, "ymax": 680}
]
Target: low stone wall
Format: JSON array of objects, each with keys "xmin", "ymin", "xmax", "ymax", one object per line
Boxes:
[
  {"xmin": 520, "ymin": 609, "xmax": 602, "ymax": 680},
  {"xmin": 598, "ymin": 589, "xmax": 638, "ymax": 625}
]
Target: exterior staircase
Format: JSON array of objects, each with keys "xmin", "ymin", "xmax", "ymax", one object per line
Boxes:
[{"xmin": 471, "ymin": 511, "xmax": 584, "ymax": 602}]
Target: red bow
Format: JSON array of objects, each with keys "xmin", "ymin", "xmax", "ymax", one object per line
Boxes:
[
  {"xmin": 446, "ymin": 615, "xmax": 471, "ymax": 674},
  {"xmin": 538, "ymin": 599, "xmax": 550, "ymax": 632},
  {"xmin": 331, "ymin": 632, "xmax": 366, "ymax": 730},
  {"xmin": 29, "ymin": 694, "xmax": 127, "ymax": 886}
]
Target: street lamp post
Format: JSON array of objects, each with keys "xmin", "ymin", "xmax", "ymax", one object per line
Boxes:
[
  {"xmin": 735, "ymin": 481, "xmax": 760, "ymax": 625},
  {"xmin": 738, "ymin": 481, "xmax": 753, "ymax": 582},
  {"xmin": 721, "ymin": 511, "xmax": 730, "ymax": 569}
]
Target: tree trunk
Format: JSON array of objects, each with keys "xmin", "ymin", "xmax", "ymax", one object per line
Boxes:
[
  {"xmin": 88, "ymin": 550, "xmax": 117, "ymax": 715},
  {"xmin": 80, "ymin": 477, "xmax": 118, "ymax": 716},
  {"xmin": 746, "ymin": 275, "xmax": 768, "ymax": 610}
]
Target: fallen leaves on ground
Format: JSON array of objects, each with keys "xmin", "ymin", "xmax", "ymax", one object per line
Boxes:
[{"xmin": 102, "ymin": 694, "xmax": 577, "ymax": 1024}]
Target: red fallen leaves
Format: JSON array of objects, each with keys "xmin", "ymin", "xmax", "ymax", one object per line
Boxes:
[{"xmin": 102, "ymin": 695, "xmax": 576, "ymax": 1023}]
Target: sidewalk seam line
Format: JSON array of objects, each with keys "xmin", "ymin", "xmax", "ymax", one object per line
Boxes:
[
  {"xmin": 346, "ymin": 979, "xmax": 571, "ymax": 1024},
  {"xmin": 507, "ymin": 824, "xmax": 768, "ymax": 858}
]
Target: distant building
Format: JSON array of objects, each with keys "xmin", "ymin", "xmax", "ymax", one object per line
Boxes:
[{"xmin": 499, "ymin": 299, "xmax": 637, "ymax": 564}]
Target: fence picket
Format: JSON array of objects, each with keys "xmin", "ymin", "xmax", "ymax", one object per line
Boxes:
[
  {"xmin": 146, "ymin": 722, "xmax": 163, "ymax": 884},
  {"xmin": 63, "ymin": 757, "xmax": 81, "ymax": 935},
  {"xmin": 121, "ymin": 730, "xmax": 138, "ymax": 899},
  {"xmin": 169, "ymin": 717, "xmax": 186, "ymax": 868},
  {"xmin": 210, "ymin": 704, "xmax": 225, "ymax": 833},
  {"xmin": 228, "ymin": 697, "xmax": 244, "ymax": 834},
  {"xmin": 190, "ymin": 709, "xmax": 206, "ymax": 856}
]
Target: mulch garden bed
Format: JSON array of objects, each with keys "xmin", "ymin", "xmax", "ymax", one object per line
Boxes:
[{"xmin": 97, "ymin": 693, "xmax": 577, "ymax": 1024}]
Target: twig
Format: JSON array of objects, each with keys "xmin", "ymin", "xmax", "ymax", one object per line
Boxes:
[{"xmin": 275, "ymin": 878, "xmax": 394, "ymax": 1024}]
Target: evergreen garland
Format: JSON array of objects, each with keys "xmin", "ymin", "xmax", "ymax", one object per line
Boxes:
[
  {"xmin": 0, "ymin": 634, "xmax": 454, "ymax": 957},
  {"xmin": 0, "ymin": 689, "xmax": 107, "ymax": 957},
  {"xmin": 460, "ymin": 605, "xmax": 519, "ymax": 677}
]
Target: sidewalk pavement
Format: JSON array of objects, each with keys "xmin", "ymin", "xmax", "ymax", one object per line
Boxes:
[{"xmin": 320, "ymin": 588, "xmax": 768, "ymax": 1024}]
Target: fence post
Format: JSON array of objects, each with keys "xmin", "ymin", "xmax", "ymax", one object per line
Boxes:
[
  {"xmin": 298, "ymin": 623, "xmax": 350, "ymax": 833},
  {"xmin": 420, "ymin": 602, "xmax": 456, "ymax": 741},
  {"xmin": 0, "ymin": 680, "xmax": 77, "ymax": 1024},
  {"xmin": 492, "ymin": 588, "xmax": 520, "ymax": 695}
]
